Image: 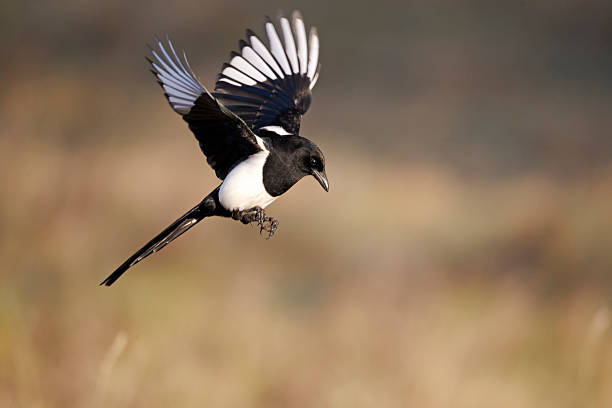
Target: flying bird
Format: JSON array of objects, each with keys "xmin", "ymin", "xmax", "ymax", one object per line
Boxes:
[{"xmin": 100, "ymin": 11, "xmax": 327, "ymax": 286}]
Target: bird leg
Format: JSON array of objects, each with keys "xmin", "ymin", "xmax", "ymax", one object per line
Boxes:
[{"xmin": 232, "ymin": 207, "xmax": 279, "ymax": 239}]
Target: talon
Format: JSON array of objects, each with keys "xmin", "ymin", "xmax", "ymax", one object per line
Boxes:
[
  {"xmin": 271, "ymin": 221, "xmax": 278, "ymax": 238},
  {"xmin": 256, "ymin": 208, "xmax": 265, "ymax": 225},
  {"xmin": 232, "ymin": 207, "xmax": 278, "ymax": 238},
  {"xmin": 263, "ymin": 217, "xmax": 278, "ymax": 239}
]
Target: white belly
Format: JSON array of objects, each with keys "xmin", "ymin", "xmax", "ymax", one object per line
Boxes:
[{"xmin": 218, "ymin": 150, "xmax": 277, "ymax": 211}]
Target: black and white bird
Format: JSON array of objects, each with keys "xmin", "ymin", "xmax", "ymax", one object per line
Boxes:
[{"xmin": 100, "ymin": 11, "xmax": 328, "ymax": 286}]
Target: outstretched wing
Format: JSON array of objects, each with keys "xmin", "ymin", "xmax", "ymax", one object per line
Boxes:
[
  {"xmin": 148, "ymin": 36, "xmax": 263, "ymax": 179},
  {"xmin": 213, "ymin": 11, "xmax": 320, "ymax": 135}
]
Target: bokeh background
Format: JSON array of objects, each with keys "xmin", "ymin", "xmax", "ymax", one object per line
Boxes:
[{"xmin": 2, "ymin": 0, "xmax": 612, "ymax": 407}]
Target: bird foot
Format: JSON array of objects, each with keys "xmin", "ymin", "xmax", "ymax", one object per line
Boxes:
[{"xmin": 232, "ymin": 207, "xmax": 279, "ymax": 239}]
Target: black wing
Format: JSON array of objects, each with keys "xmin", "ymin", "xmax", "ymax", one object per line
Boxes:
[
  {"xmin": 212, "ymin": 11, "xmax": 320, "ymax": 135},
  {"xmin": 148, "ymin": 36, "xmax": 263, "ymax": 179}
]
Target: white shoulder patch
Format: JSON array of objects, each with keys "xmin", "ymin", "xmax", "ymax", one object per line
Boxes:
[
  {"xmin": 259, "ymin": 125, "xmax": 292, "ymax": 136},
  {"xmin": 254, "ymin": 135, "xmax": 268, "ymax": 150}
]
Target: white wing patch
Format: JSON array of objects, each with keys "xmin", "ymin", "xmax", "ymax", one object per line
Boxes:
[
  {"xmin": 218, "ymin": 77, "xmax": 243, "ymax": 87},
  {"xmin": 292, "ymin": 12, "xmax": 308, "ymax": 74},
  {"xmin": 229, "ymin": 55, "xmax": 267, "ymax": 82},
  {"xmin": 221, "ymin": 13, "xmax": 320, "ymax": 89},
  {"xmin": 221, "ymin": 66, "xmax": 258, "ymax": 86},
  {"xmin": 307, "ymin": 28, "xmax": 319, "ymax": 81},
  {"xmin": 149, "ymin": 36, "xmax": 205, "ymax": 114},
  {"xmin": 265, "ymin": 21, "xmax": 292, "ymax": 75},
  {"xmin": 213, "ymin": 11, "xmax": 321, "ymax": 132},
  {"xmin": 249, "ymin": 35, "xmax": 285, "ymax": 79},
  {"xmin": 280, "ymin": 17, "xmax": 299, "ymax": 73},
  {"xmin": 241, "ymin": 46, "xmax": 277, "ymax": 79},
  {"xmin": 310, "ymin": 72, "xmax": 320, "ymax": 89}
]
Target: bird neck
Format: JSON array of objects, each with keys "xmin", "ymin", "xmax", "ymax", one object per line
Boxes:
[{"xmin": 261, "ymin": 135, "xmax": 306, "ymax": 197}]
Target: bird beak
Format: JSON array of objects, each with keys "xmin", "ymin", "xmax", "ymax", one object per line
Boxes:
[{"xmin": 312, "ymin": 170, "xmax": 329, "ymax": 192}]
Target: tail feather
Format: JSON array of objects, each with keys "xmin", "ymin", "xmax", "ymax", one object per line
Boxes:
[{"xmin": 101, "ymin": 199, "xmax": 212, "ymax": 286}]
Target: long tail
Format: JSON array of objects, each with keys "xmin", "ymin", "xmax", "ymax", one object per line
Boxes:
[{"xmin": 101, "ymin": 194, "xmax": 220, "ymax": 286}]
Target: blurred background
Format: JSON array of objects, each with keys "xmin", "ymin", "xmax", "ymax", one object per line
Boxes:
[{"xmin": 1, "ymin": 0, "xmax": 612, "ymax": 406}]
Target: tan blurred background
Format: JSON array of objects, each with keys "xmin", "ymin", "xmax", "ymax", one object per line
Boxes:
[{"xmin": 2, "ymin": 0, "xmax": 612, "ymax": 407}]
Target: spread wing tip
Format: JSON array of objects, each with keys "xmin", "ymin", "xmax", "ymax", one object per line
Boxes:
[
  {"xmin": 147, "ymin": 34, "xmax": 206, "ymax": 115},
  {"xmin": 214, "ymin": 11, "xmax": 321, "ymax": 132}
]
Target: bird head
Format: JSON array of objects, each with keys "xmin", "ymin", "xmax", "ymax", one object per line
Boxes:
[{"xmin": 297, "ymin": 139, "xmax": 329, "ymax": 192}]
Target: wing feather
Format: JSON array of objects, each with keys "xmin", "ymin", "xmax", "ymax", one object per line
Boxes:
[
  {"xmin": 148, "ymin": 36, "xmax": 262, "ymax": 179},
  {"xmin": 214, "ymin": 11, "xmax": 320, "ymax": 134},
  {"xmin": 248, "ymin": 30, "xmax": 285, "ymax": 78},
  {"xmin": 292, "ymin": 11, "xmax": 308, "ymax": 74},
  {"xmin": 221, "ymin": 65, "xmax": 258, "ymax": 86},
  {"xmin": 264, "ymin": 17, "xmax": 292, "ymax": 75},
  {"xmin": 279, "ymin": 16, "xmax": 299, "ymax": 73},
  {"xmin": 307, "ymin": 28, "xmax": 320, "ymax": 80},
  {"xmin": 241, "ymin": 45, "xmax": 277, "ymax": 79},
  {"xmin": 229, "ymin": 54, "xmax": 268, "ymax": 82}
]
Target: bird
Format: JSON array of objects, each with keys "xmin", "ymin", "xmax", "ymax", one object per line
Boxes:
[{"xmin": 100, "ymin": 11, "xmax": 328, "ymax": 286}]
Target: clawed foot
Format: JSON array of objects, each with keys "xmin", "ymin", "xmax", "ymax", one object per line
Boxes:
[{"xmin": 232, "ymin": 207, "xmax": 279, "ymax": 239}]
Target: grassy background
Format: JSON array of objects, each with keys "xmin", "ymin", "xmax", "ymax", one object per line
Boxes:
[{"xmin": 1, "ymin": 0, "xmax": 612, "ymax": 406}]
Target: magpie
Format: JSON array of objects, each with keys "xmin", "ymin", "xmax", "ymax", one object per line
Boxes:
[{"xmin": 100, "ymin": 11, "xmax": 328, "ymax": 286}]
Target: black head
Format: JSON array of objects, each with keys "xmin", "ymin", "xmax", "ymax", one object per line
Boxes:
[
  {"xmin": 294, "ymin": 137, "xmax": 329, "ymax": 192},
  {"xmin": 263, "ymin": 135, "xmax": 329, "ymax": 196}
]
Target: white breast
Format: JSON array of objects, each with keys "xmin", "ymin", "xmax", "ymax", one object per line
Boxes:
[{"xmin": 218, "ymin": 150, "xmax": 277, "ymax": 211}]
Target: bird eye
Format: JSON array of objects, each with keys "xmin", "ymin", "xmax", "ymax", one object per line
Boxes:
[{"xmin": 310, "ymin": 157, "xmax": 323, "ymax": 170}]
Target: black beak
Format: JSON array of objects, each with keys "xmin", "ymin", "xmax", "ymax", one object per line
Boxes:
[{"xmin": 312, "ymin": 170, "xmax": 329, "ymax": 192}]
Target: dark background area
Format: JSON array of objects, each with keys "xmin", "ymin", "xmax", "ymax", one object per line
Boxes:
[{"xmin": 1, "ymin": 1, "xmax": 612, "ymax": 407}]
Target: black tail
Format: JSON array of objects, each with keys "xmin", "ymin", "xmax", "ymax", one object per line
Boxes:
[{"xmin": 101, "ymin": 193, "xmax": 221, "ymax": 286}]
